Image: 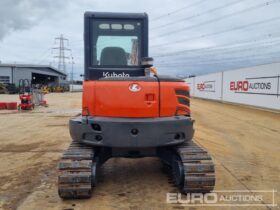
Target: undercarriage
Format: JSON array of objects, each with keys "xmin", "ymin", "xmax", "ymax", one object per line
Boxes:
[{"xmin": 58, "ymin": 140, "xmax": 215, "ymax": 199}]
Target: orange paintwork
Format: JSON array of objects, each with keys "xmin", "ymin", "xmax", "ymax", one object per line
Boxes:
[
  {"xmin": 82, "ymin": 80, "xmax": 190, "ymax": 118},
  {"xmin": 82, "ymin": 81, "xmax": 96, "ymax": 116},
  {"xmin": 159, "ymin": 82, "xmax": 190, "ymax": 117},
  {"xmin": 150, "ymin": 67, "xmax": 158, "ymax": 75},
  {"xmin": 83, "ymin": 81, "xmax": 159, "ymax": 117}
]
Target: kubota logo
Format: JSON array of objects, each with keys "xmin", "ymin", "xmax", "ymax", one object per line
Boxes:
[
  {"xmin": 103, "ymin": 72, "xmax": 130, "ymax": 78},
  {"xmin": 129, "ymin": 83, "xmax": 141, "ymax": 92}
]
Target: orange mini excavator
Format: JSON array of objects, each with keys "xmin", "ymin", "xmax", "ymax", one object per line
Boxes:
[{"xmin": 58, "ymin": 12, "xmax": 215, "ymax": 198}]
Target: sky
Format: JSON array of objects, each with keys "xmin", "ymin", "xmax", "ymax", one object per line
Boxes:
[{"xmin": 0, "ymin": 0, "xmax": 280, "ymax": 79}]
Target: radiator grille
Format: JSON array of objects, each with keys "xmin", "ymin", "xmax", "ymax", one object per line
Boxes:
[
  {"xmin": 177, "ymin": 97, "xmax": 190, "ymax": 106},
  {"xmin": 175, "ymin": 89, "xmax": 190, "ymax": 97}
]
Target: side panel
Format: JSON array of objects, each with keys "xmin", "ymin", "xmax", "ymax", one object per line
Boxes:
[
  {"xmin": 83, "ymin": 81, "xmax": 96, "ymax": 115},
  {"xmin": 83, "ymin": 81, "xmax": 159, "ymax": 117},
  {"xmin": 95, "ymin": 81, "xmax": 159, "ymax": 117},
  {"xmin": 160, "ymin": 82, "xmax": 190, "ymax": 117}
]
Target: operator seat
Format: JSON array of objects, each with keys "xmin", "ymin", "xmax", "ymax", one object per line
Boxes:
[{"xmin": 100, "ymin": 47, "xmax": 127, "ymax": 65}]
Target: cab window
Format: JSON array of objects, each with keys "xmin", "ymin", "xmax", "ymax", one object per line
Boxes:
[{"xmin": 91, "ymin": 20, "xmax": 142, "ymax": 67}]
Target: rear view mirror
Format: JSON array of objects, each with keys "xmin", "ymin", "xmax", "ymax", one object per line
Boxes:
[{"xmin": 141, "ymin": 57, "xmax": 154, "ymax": 68}]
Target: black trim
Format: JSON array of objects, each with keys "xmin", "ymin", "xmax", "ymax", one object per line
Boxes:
[
  {"xmin": 177, "ymin": 97, "xmax": 190, "ymax": 106},
  {"xmin": 199, "ymin": 90, "xmax": 216, "ymax": 93},
  {"xmin": 277, "ymin": 74, "xmax": 279, "ymax": 97},
  {"xmin": 84, "ymin": 11, "xmax": 148, "ymax": 19},
  {"xmin": 97, "ymin": 75, "xmax": 185, "ymax": 82},
  {"xmin": 157, "ymin": 75, "xmax": 184, "ymax": 82},
  {"xmin": 246, "ymin": 76, "xmax": 280, "ymax": 80},
  {"xmin": 235, "ymin": 91, "xmax": 280, "ymax": 96},
  {"xmin": 175, "ymin": 89, "xmax": 190, "ymax": 97},
  {"xmin": 11, "ymin": 67, "xmax": 14, "ymax": 84},
  {"xmin": 99, "ymin": 76, "xmax": 157, "ymax": 81},
  {"xmin": 203, "ymin": 80, "xmax": 216, "ymax": 83}
]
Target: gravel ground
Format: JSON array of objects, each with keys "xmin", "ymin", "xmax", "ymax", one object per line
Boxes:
[{"xmin": 0, "ymin": 92, "xmax": 279, "ymax": 210}]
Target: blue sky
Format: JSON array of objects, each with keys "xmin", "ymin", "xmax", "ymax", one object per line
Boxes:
[{"xmin": 0, "ymin": 0, "xmax": 280, "ymax": 79}]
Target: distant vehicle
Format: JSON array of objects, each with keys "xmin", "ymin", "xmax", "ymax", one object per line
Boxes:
[
  {"xmin": 18, "ymin": 79, "xmax": 34, "ymax": 110},
  {"xmin": 6, "ymin": 83, "xmax": 19, "ymax": 94},
  {"xmin": 0, "ymin": 83, "xmax": 7, "ymax": 94}
]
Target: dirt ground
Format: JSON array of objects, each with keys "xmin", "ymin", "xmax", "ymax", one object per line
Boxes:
[{"xmin": 0, "ymin": 92, "xmax": 279, "ymax": 210}]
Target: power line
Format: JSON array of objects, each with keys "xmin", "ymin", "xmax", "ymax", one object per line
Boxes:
[
  {"xmin": 151, "ymin": 33, "xmax": 280, "ymax": 57},
  {"xmin": 155, "ymin": 58, "xmax": 280, "ymax": 77},
  {"xmin": 69, "ymin": 40, "xmax": 84, "ymax": 46},
  {"xmin": 156, "ymin": 49, "xmax": 280, "ymax": 66},
  {"xmin": 155, "ymin": 58, "xmax": 280, "ymax": 74},
  {"xmin": 29, "ymin": 48, "xmax": 51, "ymax": 64},
  {"xmin": 69, "ymin": 33, "xmax": 280, "ymax": 60},
  {"xmin": 52, "ymin": 34, "xmax": 71, "ymax": 73},
  {"xmin": 150, "ymin": 0, "xmax": 206, "ymax": 22},
  {"xmin": 156, "ymin": 57, "xmax": 280, "ymax": 76},
  {"xmin": 37, "ymin": 54, "xmax": 52, "ymax": 64},
  {"xmin": 154, "ymin": 38, "xmax": 280, "ymax": 60},
  {"xmin": 151, "ymin": 0, "xmax": 246, "ymax": 30},
  {"xmin": 157, "ymin": 51, "xmax": 280, "ymax": 66},
  {"xmin": 151, "ymin": 16, "xmax": 280, "ymax": 47},
  {"xmin": 70, "ymin": 39, "xmax": 83, "ymax": 44},
  {"xmin": 151, "ymin": 0, "xmax": 279, "ymax": 39}
]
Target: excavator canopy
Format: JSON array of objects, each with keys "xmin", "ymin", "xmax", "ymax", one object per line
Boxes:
[{"xmin": 84, "ymin": 12, "xmax": 149, "ymax": 80}]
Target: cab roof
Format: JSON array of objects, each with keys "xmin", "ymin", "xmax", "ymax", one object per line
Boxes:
[{"xmin": 84, "ymin": 12, "xmax": 148, "ymax": 20}]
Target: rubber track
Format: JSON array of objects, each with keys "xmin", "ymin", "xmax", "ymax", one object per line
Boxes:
[
  {"xmin": 175, "ymin": 141, "xmax": 215, "ymax": 193},
  {"xmin": 58, "ymin": 141, "xmax": 95, "ymax": 199}
]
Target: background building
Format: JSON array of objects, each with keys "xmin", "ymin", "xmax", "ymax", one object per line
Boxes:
[{"xmin": 0, "ymin": 64, "xmax": 67, "ymax": 86}]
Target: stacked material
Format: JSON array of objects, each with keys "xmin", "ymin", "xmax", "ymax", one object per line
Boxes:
[{"xmin": 0, "ymin": 102, "xmax": 17, "ymax": 110}]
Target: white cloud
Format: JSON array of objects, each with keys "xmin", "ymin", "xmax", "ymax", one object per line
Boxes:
[
  {"xmin": 0, "ymin": 0, "xmax": 69, "ymax": 40},
  {"xmin": 0, "ymin": 0, "xmax": 280, "ymax": 78}
]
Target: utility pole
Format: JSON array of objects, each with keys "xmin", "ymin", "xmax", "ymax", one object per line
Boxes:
[
  {"xmin": 52, "ymin": 34, "xmax": 71, "ymax": 74},
  {"xmin": 71, "ymin": 57, "xmax": 75, "ymax": 83},
  {"xmin": 70, "ymin": 56, "xmax": 75, "ymax": 92}
]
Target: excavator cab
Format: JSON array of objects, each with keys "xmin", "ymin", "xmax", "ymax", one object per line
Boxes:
[
  {"xmin": 58, "ymin": 12, "xmax": 215, "ymax": 199},
  {"xmin": 84, "ymin": 12, "xmax": 148, "ymax": 80}
]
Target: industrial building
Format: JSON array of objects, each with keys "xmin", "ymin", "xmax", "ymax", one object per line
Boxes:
[{"xmin": 0, "ymin": 64, "xmax": 67, "ymax": 86}]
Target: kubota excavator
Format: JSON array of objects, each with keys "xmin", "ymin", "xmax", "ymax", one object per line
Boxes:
[{"xmin": 58, "ymin": 12, "xmax": 215, "ymax": 198}]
